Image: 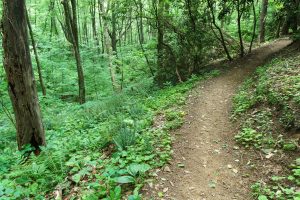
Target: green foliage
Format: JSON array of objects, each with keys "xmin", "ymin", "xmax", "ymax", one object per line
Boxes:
[
  {"xmin": 251, "ymin": 158, "xmax": 300, "ymax": 200},
  {"xmin": 113, "ymin": 124, "xmax": 137, "ymax": 151},
  {"xmin": 2, "ymin": 0, "xmax": 296, "ymax": 199},
  {"xmin": 233, "ymin": 47, "xmax": 300, "ymax": 200},
  {"xmin": 235, "ymin": 128, "xmax": 266, "ymax": 148},
  {"xmin": 282, "ymin": 142, "xmax": 298, "ymax": 152},
  {"xmin": 232, "ymin": 78, "xmax": 257, "ymax": 117},
  {"xmin": 0, "ymin": 49, "xmax": 219, "ymax": 200},
  {"xmin": 164, "ymin": 109, "xmax": 185, "ymax": 130},
  {"xmin": 232, "ymin": 50, "xmax": 300, "ymax": 150}
]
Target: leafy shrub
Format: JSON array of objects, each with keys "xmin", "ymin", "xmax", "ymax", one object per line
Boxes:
[
  {"xmin": 251, "ymin": 158, "xmax": 300, "ymax": 200},
  {"xmin": 235, "ymin": 128, "xmax": 271, "ymax": 148},
  {"xmin": 232, "ymin": 78, "xmax": 257, "ymax": 117},
  {"xmin": 113, "ymin": 125, "xmax": 137, "ymax": 151},
  {"xmin": 233, "ymin": 52, "xmax": 300, "ymax": 150}
]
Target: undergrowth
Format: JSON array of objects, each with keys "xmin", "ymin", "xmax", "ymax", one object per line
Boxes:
[
  {"xmin": 232, "ymin": 44, "xmax": 300, "ymax": 200},
  {"xmin": 232, "ymin": 49, "xmax": 300, "ymax": 150},
  {"xmin": 251, "ymin": 158, "xmax": 300, "ymax": 200},
  {"xmin": 0, "ymin": 68, "xmax": 220, "ymax": 199}
]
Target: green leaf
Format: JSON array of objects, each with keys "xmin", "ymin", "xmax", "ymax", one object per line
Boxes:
[
  {"xmin": 72, "ymin": 174, "xmax": 81, "ymax": 183},
  {"xmin": 114, "ymin": 186, "xmax": 121, "ymax": 198},
  {"xmin": 113, "ymin": 176, "xmax": 135, "ymax": 184},
  {"xmin": 127, "ymin": 163, "xmax": 151, "ymax": 176},
  {"xmin": 128, "ymin": 195, "xmax": 141, "ymax": 200},
  {"xmin": 258, "ymin": 195, "xmax": 268, "ymax": 200},
  {"xmin": 15, "ymin": 177, "xmax": 31, "ymax": 185}
]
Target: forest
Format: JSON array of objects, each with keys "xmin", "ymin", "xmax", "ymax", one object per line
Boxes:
[{"xmin": 0, "ymin": 0, "xmax": 299, "ymax": 199}]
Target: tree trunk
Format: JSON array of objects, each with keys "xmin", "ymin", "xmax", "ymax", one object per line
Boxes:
[
  {"xmin": 104, "ymin": 24, "xmax": 118, "ymax": 91},
  {"xmin": 49, "ymin": 0, "xmax": 58, "ymax": 40},
  {"xmin": 249, "ymin": 0, "xmax": 257, "ymax": 53},
  {"xmin": 138, "ymin": 0, "xmax": 144, "ymax": 44},
  {"xmin": 90, "ymin": 0, "xmax": 100, "ymax": 53},
  {"xmin": 26, "ymin": 9, "xmax": 47, "ymax": 96},
  {"xmin": 259, "ymin": 0, "xmax": 268, "ymax": 43},
  {"xmin": 136, "ymin": 17, "xmax": 154, "ymax": 76},
  {"xmin": 276, "ymin": 19, "xmax": 282, "ymax": 38},
  {"xmin": 82, "ymin": 18, "xmax": 89, "ymax": 45},
  {"xmin": 156, "ymin": 0, "xmax": 165, "ymax": 85},
  {"xmin": 111, "ymin": 1, "xmax": 118, "ymax": 53},
  {"xmin": 281, "ymin": 16, "xmax": 290, "ymax": 35},
  {"xmin": 207, "ymin": 0, "xmax": 232, "ymax": 61},
  {"xmin": 237, "ymin": 0, "xmax": 245, "ymax": 57},
  {"xmin": 291, "ymin": 0, "xmax": 300, "ymax": 33},
  {"xmin": 98, "ymin": 0, "xmax": 105, "ymax": 54},
  {"xmin": 62, "ymin": 0, "xmax": 86, "ymax": 104},
  {"xmin": 2, "ymin": 0, "xmax": 46, "ymax": 151}
]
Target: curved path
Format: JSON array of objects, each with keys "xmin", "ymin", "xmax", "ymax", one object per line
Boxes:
[{"xmin": 145, "ymin": 39, "xmax": 292, "ymax": 200}]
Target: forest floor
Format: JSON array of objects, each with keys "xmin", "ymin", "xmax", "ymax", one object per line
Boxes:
[{"xmin": 144, "ymin": 39, "xmax": 293, "ymax": 200}]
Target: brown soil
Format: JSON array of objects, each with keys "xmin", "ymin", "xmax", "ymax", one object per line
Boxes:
[{"xmin": 144, "ymin": 39, "xmax": 293, "ymax": 200}]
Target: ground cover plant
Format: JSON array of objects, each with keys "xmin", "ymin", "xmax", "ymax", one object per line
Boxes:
[{"xmin": 232, "ymin": 44, "xmax": 300, "ymax": 200}]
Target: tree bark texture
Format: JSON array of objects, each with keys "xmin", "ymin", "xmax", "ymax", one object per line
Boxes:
[
  {"xmin": 2, "ymin": 0, "xmax": 46, "ymax": 151},
  {"xmin": 62, "ymin": 0, "xmax": 86, "ymax": 104},
  {"xmin": 259, "ymin": 0, "xmax": 268, "ymax": 43}
]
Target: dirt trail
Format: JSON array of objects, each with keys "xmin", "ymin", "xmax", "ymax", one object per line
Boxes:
[{"xmin": 145, "ymin": 39, "xmax": 292, "ymax": 200}]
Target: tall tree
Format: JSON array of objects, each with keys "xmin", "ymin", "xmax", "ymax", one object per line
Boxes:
[
  {"xmin": 156, "ymin": 0, "xmax": 165, "ymax": 85},
  {"xmin": 207, "ymin": 0, "xmax": 232, "ymax": 61},
  {"xmin": 138, "ymin": 0, "xmax": 145, "ymax": 44},
  {"xmin": 98, "ymin": 0, "xmax": 105, "ymax": 54},
  {"xmin": 26, "ymin": 9, "xmax": 47, "ymax": 96},
  {"xmin": 62, "ymin": 0, "xmax": 86, "ymax": 104},
  {"xmin": 90, "ymin": 0, "xmax": 101, "ymax": 53},
  {"xmin": 249, "ymin": 0, "xmax": 257, "ymax": 52},
  {"xmin": 236, "ymin": 0, "xmax": 245, "ymax": 57},
  {"xmin": 110, "ymin": 1, "xmax": 118, "ymax": 53},
  {"xmin": 259, "ymin": 0, "xmax": 268, "ymax": 43},
  {"xmin": 2, "ymin": 0, "xmax": 46, "ymax": 151}
]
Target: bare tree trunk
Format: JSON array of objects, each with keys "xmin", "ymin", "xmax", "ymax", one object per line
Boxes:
[
  {"xmin": 281, "ymin": 17, "xmax": 290, "ymax": 36},
  {"xmin": 111, "ymin": 1, "xmax": 118, "ymax": 53},
  {"xmin": 207, "ymin": 0, "xmax": 232, "ymax": 61},
  {"xmin": 249, "ymin": 0, "xmax": 257, "ymax": 53},
  {"xmin": 237, "ymin": 0, "xmax": 245, "ymax": 57},
  {"xmin": 82, "ymin": 18, "xmax": 89, "ymax": 45},
  {"xmin": 62, "ymin": 0, "xmax": 86, "ymax": 104},
  {"xmin": 136, "ymin": 17, "xmax": 154, "ymax": 76},
  {"xmin": 98, "ymin": 0, "xmax": 105, "ymax": 54},
  {"xmin": 275, "ymin": 17, "xmax": 283, "ymax": 38},
  {"xmin": 259, "ymin": 0, "xmax": 268, "ymax": 43},
  {"xmin": 90, "ymin": 0, "xmax": 100, "ymax": 53},
  {"xmin": 49, "ymin": 0, "xmax": 58, "ymax": 40},
  {"xmin": 138, "ymin": 0, "xmax": 144, "ymax": 44},
  {"xmin": 104, "ymin": 24, "xmax": 119, "ymax": 91},
  {"xmin": 26, "ymin": 9, "xmax": 47, "ymax": 96},
  {"xmin": 2, "ymin": 0, "xmax": 46, "ymax": 152},
  {"xmin": 156, "ymin": 0, "xmax": 165, "ymax": 85}
]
